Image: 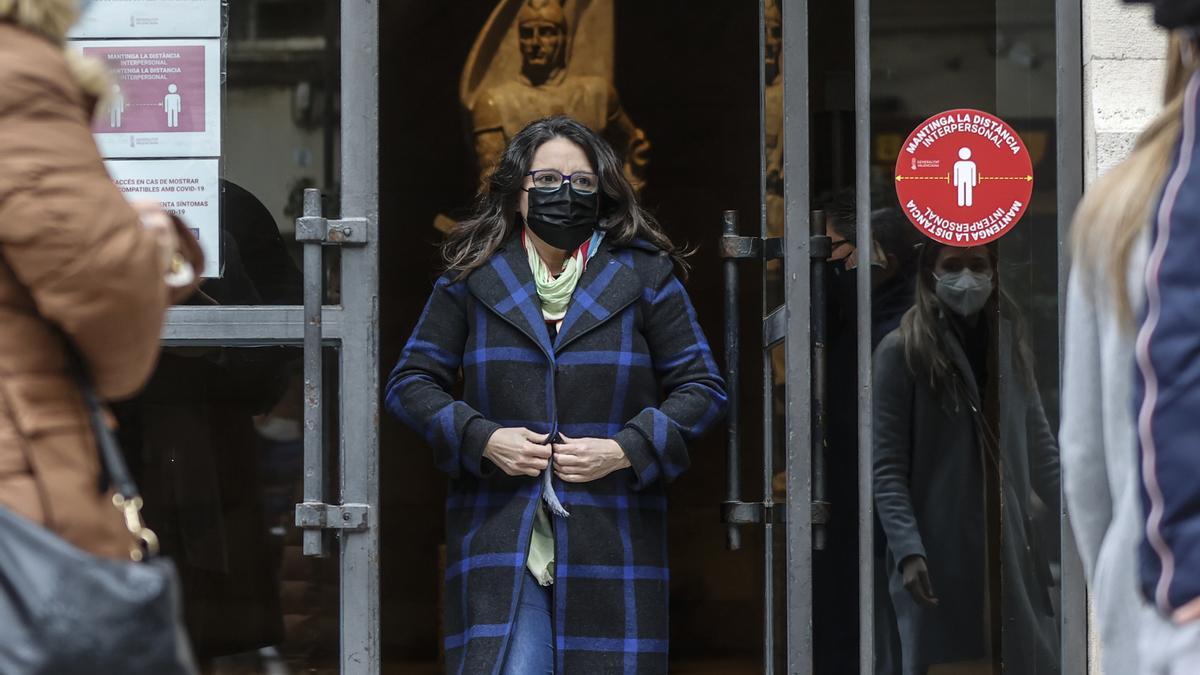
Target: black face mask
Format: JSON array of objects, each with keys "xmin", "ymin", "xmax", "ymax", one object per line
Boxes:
[{"xmin": 524, "ymin": 182, "xmax": 599, "ymax": 251}]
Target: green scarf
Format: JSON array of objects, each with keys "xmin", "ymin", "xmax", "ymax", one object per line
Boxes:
[{"xmin": 524, "ymin": 230, "xmax": 584, "ymax": 321}]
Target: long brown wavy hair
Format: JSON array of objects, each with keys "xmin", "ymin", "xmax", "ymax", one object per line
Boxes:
[
  {"xmin": 1071, "ymin": 33, "xmax": 1198, "ymax": 327},
  {"xmin": 442, "ymin": 116, "xmax": 686, "ymax": 280},
  {"xmin": 898, "ymin": 242, "xmax": 1034, "ymax": 407}
]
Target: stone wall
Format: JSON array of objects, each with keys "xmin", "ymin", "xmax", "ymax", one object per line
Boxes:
[{"xmin": 1084, "ymin": 0, "xmax": 1167, "ymax": 182}]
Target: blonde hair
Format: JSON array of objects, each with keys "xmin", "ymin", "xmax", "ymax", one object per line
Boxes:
[
  {"xmin": 0, "ymin": 0, "xmax": 112, "ymax": 102},
  {"xmin": 1071, "ymin": 33, "xmax": 1199, "ymax": 327}
]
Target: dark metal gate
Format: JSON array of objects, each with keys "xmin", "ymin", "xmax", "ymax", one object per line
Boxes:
[{"xmin": 718, "ymin": 1, "xmax": 1088, "ymax": 673}]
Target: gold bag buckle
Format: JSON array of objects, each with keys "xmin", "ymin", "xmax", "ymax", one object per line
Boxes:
[{"xmin": 112, "ymin": 493, "xmax": 160, "ymax": 562}]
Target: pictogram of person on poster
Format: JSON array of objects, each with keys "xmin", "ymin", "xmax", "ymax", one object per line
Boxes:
[
  {"xmin": 954, "ymin": 147, "xmax": 978, "ymax": 207},
  {"xmin": 109, "ymin": 84, "xmax": 125, "ymax": 128},
  {"xmin": 164, "ymin": 83, "xmax": 182, "ymax": 128}
]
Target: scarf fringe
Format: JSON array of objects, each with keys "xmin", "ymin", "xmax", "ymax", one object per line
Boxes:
[{"xmin": 541, "ymin": 469, "xmax": 570, "ymax": 517}]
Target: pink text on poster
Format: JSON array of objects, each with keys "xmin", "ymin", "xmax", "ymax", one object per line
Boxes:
[{"xmin": 86, "ymin": 45, "xmax": 206, "ymax": 135}]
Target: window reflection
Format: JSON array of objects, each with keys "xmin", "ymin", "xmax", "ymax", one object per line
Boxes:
[
  {"xmin": 872, "ymin": 243, "xmax": 1060, "ymax": 674},
  {"xmin": 113, "ymin": 347, "xmax": 340, "ymax": 674}
]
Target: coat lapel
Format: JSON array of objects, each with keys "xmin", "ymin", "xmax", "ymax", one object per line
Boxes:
[
  {"xmin": 467, "ymin": 235, "xmax": 554, "ymax": 359},
  {"xmin": 553, "ymin": 243, "xmax": 643, "ymax": 353}
]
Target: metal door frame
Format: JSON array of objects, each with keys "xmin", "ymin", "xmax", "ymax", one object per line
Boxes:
[
  {"xmin": 777, "ymin": 0, "xmax": 1087, "ymax": 671},
  {"xmin": 779, "ymin": 2, "xmax": 812, "ymax": 674},
  {"xmin": 1056, "ymin": 0, "xmax": 1088, "ymax": 670},
  {"xmin": 160, "ymin": 1, "xmax": 380, "ymax": 672}
]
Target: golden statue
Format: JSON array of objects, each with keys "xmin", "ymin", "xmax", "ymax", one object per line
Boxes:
[
  {"xmin": 764, "ymin": 0, "xmax": 784, "ymax": 236},
  {"xmin": 463, "ymin": 0, "xmax": 649, "ymax": 190}
]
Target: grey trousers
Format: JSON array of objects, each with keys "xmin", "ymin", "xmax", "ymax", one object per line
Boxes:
[{"xmin": 1140, "ymin": 611, "xmax": 1200, "ymax": 675}]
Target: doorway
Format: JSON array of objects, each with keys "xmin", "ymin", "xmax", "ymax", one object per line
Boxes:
[
  {"xmin": 377, "ymin": 2, "xmax": 768, "ymax": 671},
  {"xmin": 132, "ymin": 0, "xmax": 1086, "ymax": 672}
]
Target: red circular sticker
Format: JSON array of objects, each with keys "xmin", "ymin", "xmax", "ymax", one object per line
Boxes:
[{"xmin": 894, "ymin": 109, "xmax": 1033, "ymax": 247}]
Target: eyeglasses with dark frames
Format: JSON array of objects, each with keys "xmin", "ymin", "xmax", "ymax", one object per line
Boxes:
[{"xmin": 525, "ymin": 169, "xmax": 600, "ymax": 195}]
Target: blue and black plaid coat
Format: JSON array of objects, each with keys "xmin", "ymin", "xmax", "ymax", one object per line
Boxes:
[{"xmin": 386, "ymin": 232, "xmax": 726, "ymax": 674}]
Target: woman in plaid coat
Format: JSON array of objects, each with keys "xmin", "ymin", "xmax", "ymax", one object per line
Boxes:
[{"xmin": 386, "ymin": 116, "xmax": 726, "ymax": 674}]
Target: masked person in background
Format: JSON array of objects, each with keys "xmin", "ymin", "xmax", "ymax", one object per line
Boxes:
[
  {"xmin": 386, "ymin": 116, "xmax": 725, "ymax": 674},
  {"xmin": 812, "ymin": 196, "xmax": 922, "ymax": 674},
  {"xmin": 873, "ymin": 243, "xmax": 1060, "ymax": 674},
  {"xmin": 0, "ymin": 0, "xmax": 203, "ymax": 560}
]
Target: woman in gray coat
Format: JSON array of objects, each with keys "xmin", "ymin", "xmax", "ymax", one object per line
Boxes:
[{"xmin": 873, "ymin": 243, "xmax": 1060, "ymax": 674}]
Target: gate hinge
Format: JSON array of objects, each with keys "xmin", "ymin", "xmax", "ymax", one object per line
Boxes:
[
  {"xmin": 764, "ymin": 305, "xmax": 786, "ymax": 348},
  {"xmin": 722, "ymin": 500, "xmax": 785, "ymax": 525},
  {"xmin": 296, "ymin": 216, "xmax": 369, "ymax": 245},
  {"xmin": 719, "ymin": 235, "xmax": 784, "ymax": 261},
  {"xmin": 722, "ymin": 500, "xmax": 832, "ymax": 526},
  {"xmin": 295, "ymin": 502, "xmax": 370, "ymax": 531}
]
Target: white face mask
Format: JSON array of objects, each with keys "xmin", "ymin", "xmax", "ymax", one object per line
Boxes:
[{"xmin": 934, "ymin": 269, "xmax": 993, "ymax": 317}]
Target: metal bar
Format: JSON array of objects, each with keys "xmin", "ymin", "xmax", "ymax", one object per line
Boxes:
[
  {"xmin": 757, "ymin": 1, "xmax": 778, "ymax": 670},
  {"xmin": 161, "ymin": 306, "xmax": 344, "ymax": 345},
  {"xmin": 1056, "ymin": 0, "xmax": 1087, "ymax": 669},
  {"xmin": 781, "ymin": 0, "xmax": 813, "ymax": 672},
  {"xmin": 854, "ymin": 0, "xmax": 874, "ymax": 669},
  {"xmin": 301, "ymin": 188, "xmax": 327, "ymax": 558},
  {"xmin": 339, "ymin": 0, "xmax": 381, "ymax": 671},
  {"xmin": 724, "ymin": 210, "xmax": 744, "ymax": 551},
  {"xmin": 810, "ymin": 211, "xmax": 828, "ymax": 553}
]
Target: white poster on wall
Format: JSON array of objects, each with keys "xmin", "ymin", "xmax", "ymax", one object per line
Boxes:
[
  {"xmin": 106, "ymin": 159, "xmax": 221, "ymax": 278},
  {"xmin": 69, "ymin": 0, "xmax": 221, "ymax": 39},
  {"xmin": 74, "ymin": 39, "xmax": 221, "ymax": 159}
]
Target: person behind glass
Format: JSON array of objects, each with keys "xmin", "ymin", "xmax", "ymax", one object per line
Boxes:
[
  {"xmin": 0, "ymin": 0, "xmax": 203, "ymax": 561},
  {"xmin": 873, "ymin": 243, "xmax": 1059, "ymax": 674},
  {"xmin": 386, "ymin": 115, "xmax": 726, "ymax": 674}
]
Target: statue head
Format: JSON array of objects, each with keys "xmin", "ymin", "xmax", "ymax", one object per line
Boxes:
[
  {"xmin": 518, "ymin": 0, "xmax": 568, "ymax": 85},
  {"xmin": 764, "ymin": 0, "xmax": 782, "ymax": 84}
]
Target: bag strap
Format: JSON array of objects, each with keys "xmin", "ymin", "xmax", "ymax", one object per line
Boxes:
[
  {"xmin": 67, "ymin": 347, "xmax": 161, "ymax": 560},
  {"xmin": 78, "ymin": 380, "xmax": 139, "ymax": 499}
]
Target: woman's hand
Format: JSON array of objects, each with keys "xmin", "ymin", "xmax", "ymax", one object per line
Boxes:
[
  {"xmin": 131, "ymin": 200, "xmax": 178, "ymax": 268},
  {"xmin": 483, "ymin": 427, "xmax": 552, "ymax": 477},
  {"xmin": 552, "ymin": 434, "xmax": 631, "ymax": 483},
  {"xmin": 900, "ymin": 555, "xmax": 939, "ymax": 608}
]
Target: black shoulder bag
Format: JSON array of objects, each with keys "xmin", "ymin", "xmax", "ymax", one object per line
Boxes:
[{"xmin": 0, "ymin": 364, "xmax": 197, "ymax": 675}]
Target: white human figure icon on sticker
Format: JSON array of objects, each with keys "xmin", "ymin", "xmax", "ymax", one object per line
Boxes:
[
  {"xmin": 109, "ymin": 84, "xmax": 125, "ymax": 129},
  {"xmin": 164, "ymin": 84, "xmax": 183, "ymax": 128},
  {"xmin": 953, "ymin": 147, "xmax": 978, "ymax": 207}
]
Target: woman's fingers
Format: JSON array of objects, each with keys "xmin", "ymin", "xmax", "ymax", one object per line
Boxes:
[
  {"xmin": 916, "ymin": 570, "xmax": 939, "ymax": 607},
  {"xmin": 526, "ymin": 443, "xmax": 552, "ymax": 459},
  {"xmin": 522, "ymin": 428, "xmax": 551, "ymax": 444},
  {"xmin": 554, "ymin": 452, "xmax": 585, "ymax": 468}
]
